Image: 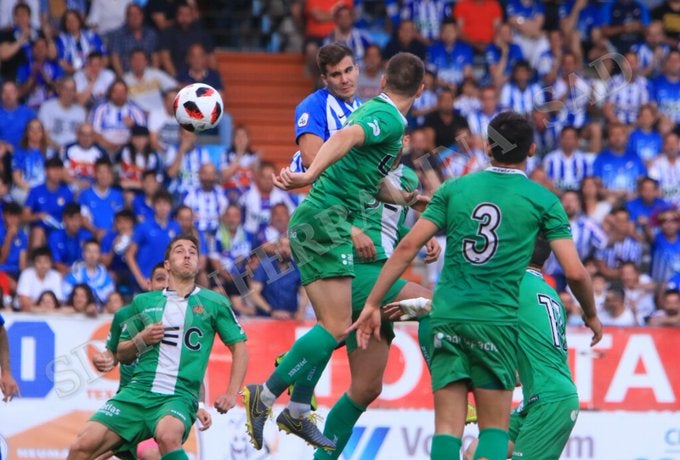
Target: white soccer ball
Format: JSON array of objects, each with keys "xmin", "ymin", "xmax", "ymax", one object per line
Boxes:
[{"xmin": 173, "ymin": 83, "xmax": 223, "ymax": 132}]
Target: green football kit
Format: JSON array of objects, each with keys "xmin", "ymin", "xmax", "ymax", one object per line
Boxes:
[
  {"xmin": 420, "ymin": 167, "xmax": 572, "ymax": 391},
  {"xmin": 91, "ymin": 287, "xmax": 246, "ymax": 449},
  {"xmin": 509, "ymin": 269, "xmax": 579, "ymax": 459},
  {"xmin": 289, "ymin": 93, "xmax": 408, "ymax": 285},
  {"xmin": 106, "ymin": 304, "xmax": 137, "ymax": 391}
]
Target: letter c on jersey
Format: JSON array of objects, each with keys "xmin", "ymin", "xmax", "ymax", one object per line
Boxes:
[{"xmin": 184, "ymin": 327, "xmax": 203, "ymax": 351}]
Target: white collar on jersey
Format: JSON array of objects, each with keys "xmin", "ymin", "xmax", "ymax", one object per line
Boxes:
[
  {"xmin": 486, "ymin": 166, "xmax": 527, "ymax": 178},
  {"xmin": 526, "ymin": 268, "xmax": 543, "ymax": 279},
  {"xmin": 377, "ymin": 92, "xmax": 408, "ymax": 124},
  {"xmin": 163, "ymin": 286, "xmax": 200, "ymax": 299}
]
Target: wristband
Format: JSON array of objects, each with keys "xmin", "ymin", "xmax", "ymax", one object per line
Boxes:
[
  {"xmin": 132, "ymin": 334, "xmax": 148, "ymax": 355},
  {"xmin": 198, "ymin": 402, "xmax": 205, "ymax": 409}
]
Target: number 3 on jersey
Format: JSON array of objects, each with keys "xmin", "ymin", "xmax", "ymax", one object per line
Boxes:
[{"xmin": 463, "ymin": 203, "xmax": 501, "ymax": 265}]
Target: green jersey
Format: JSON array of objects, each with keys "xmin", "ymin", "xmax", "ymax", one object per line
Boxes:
[
  {"xmin": 304, "ymin": 93, "xmax": 407, "ymax": 214},
  {"xmin": 106, "ymin": 304, "xmax": 137, "ymax": 390},
  {"xmin": 518, "ymin": 269, "xmax": 577, "ymax": 407},
  {"xmin": 120, "ymin": 287, "xmax": 246, "ymax": 399},
  {"xmin": 421, "ymin": 167, "xmax": 571, "ymax": 325},
  {"xmin": 353, "ymin": 164, "xmax": 419, "ymax": 261}
]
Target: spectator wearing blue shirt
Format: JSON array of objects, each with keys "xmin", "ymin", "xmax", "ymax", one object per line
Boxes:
[
  {"xmin": 126, "ymin": 189, "xmax": 180, "ymax": 290},
  {"xmin": 79, "ymin": 158, "xmax": 125, "ymax": 239},
  {"xmin": 11, "ymin": 118, "xmax": 48, "ymax": 206},
  {"xmin": 323, "ymin": 5, "xmax": 373, "ymax": 67},
  {"xmin": 558, "ymin": 0, "xmax": 604, "ymax": 58},
  {"xmin": 48, "ymin": 202, "xmax": 92, "ymax": 275},
  {"xmin": 651, "ymin": 209, "xmax": 680, "ymax": 282},
  {"xmin": 101, "ymin": 209, "xmax": 136, "ymax": 296},
  {"xmin": 23, "ymin": 156, "xmax": 73, "ymax": 248},
  {"xmin": 131, "ymin": 169, "xmax": 160, "ymax": 224},
  {"xmin": 600, "ymin": 0, "xmax": 650, "ymax": 53},
  {"xmin": 627, "ymin": 105, "xmax": 663, "ymax": 166},
  {"xmin": 593, "ymin": 124, "xmax": 648, "ymax": 199},
  {"xmin": 250, "ymin": 236, "xmax": 305, "ymax": 319},
  {"xmin": 485, "ymin": 22, "xmax": 524, "ymax": 88},
  {"xmin": 626, "ymin": 177, "xmax": 670, "ymax": 233},
  {"xmin": 506, "ymin": 0, "xmax": 549, "ymax": 67},
  {"xmin": 16, "ymin": 37, "xmax": 64, "ymax": 111},
  {"xmin": 0, "ymin": 81, "xmax": 36, "ymax": 153},
  {"xmin": 426, "ymin": 19, "xmax": 473, "ymax": 90},
  {"xmin": 499, "ymin": 61, "xmax": 544, "ymax": 115},
  {"xmin": 56, "ymin": 9, "xmax": 106, "ymax": 74},
  {"xmin": 63, "ymin": 239, "xmax": 115, "ymax": 307},
  {"xmin": 632, "ymin": 21, "xmax": 670, "ymax": 78},
  {"xmin": 397, "ymin": 0, "xmax": 448, "ymax": 44},
  {"xmin": 651, "ymin": 49, "xmax": 680, "ymax": 125},
  {"xmin": 382, "ymin": 19, "xmax": 427, "ymax": 61},
  {"xmin": 0, "ymin": 202, "xmax": 28, "ymax": 279}
]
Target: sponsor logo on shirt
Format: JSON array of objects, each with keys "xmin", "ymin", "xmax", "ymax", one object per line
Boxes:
[
  {"xmin": 367, "ymin": 119, "xmax": 380, "ymax": 136},
  {"xmin": 297, "ymin": 112, "xmax": 309, "ymax": 127}
]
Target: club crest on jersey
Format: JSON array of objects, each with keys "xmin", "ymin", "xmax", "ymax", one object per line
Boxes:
[
  {"xmin": 297, "ymin": 112, "xmax": 309, "ymax": 127},
  {"xmin": 193, "ymin": 304, "xmax": 204, "ymax": 314}
]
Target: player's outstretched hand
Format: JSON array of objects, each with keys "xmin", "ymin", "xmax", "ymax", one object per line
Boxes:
[
  {"xmin": 423, "ymin": 237, "xmax": 441, "ymax": 264},
  {"xmin": 583, "ymin": 315, "xmax": 603, "ymax": 346},
  {"xmin": 409, "ymin": 194, "xmax": 430, "ymax": 213},
  {"xmin": 196, "ymin": 407, "xmax": 212, "ymax": 431},
  {"xmin": 347, "ymin": 304, "xmax": 382, "ymax": 349},
  {"xmin": 93, "ymin": 349, "xmax": 116, "ymax": 373},
  {"xmin": 273, "ymin": 167, "xmax": 313, "ymax": 190},
  {"xmin": 214, "ymin": 393, "xmax": 238, "ymax": 414},
  {"xmin": 0, "ymin": 371, "xmax": 19, "ymax": 402},
  {"xmin": 382, "ymin": 297, "xmax": 431, "ymax": 321}
]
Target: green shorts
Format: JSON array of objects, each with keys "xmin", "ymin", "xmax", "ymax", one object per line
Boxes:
[
  {"xmin": 429, "ymin": 322, "xmax": 518, "ymax": 391},
  {"xmin": 345, "ymin": 260, "xmax": 408, "ymax": 353},
  {"xmin": 289, "ymin": 201, "xmax": 354, "ymax": 285},
  {"xmin": 509, "ymin": 395, "xmax": 580, "ymax": 459},
  {"xmin": 90, "ymin": 387, "xmax": 197, "ymax": 447}
]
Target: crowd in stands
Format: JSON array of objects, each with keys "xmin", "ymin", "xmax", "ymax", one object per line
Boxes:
[{"xmin": 1, "ymin": 0, "xmax": 680, "ymax": 327}]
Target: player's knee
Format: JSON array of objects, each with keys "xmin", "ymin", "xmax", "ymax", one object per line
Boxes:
[
  {"xmin": 154, "ymin": 430, "xmax": 182, "ymax": 452},
  {"xmin": 67, "ymin": 437, "xmax": 96, "ymax": 458}
]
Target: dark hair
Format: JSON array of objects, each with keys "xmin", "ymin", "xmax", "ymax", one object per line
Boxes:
[
  {"xmin": 512, "ymin": 60, "xmax": 532, "ymax": 75},
  {"xmin": 529, "ymin": 234, "xmax": 552, "ymax": 268},
  {"xmin": 258, "ymin": 161, "xmax": 277, "ymax": 173},
  {"xmin": 142, "ymin": 169, "xmax": 158, "ymax": 180},
  {"xmin": 152, "ymin": 189, "xmax": 173, "ymax": 205},
  {"xmin": 164, "ymin": 234, "xmax": 199, "ymax": 260},
  {"xmin": 384, "ymin": 52, "xmax": 425, "ymax": 97},
  {"xmin": 20, "ymin": 119, "xmax": 47, "ymax": 152},
  {"xmin": 151, "ymin": 262, "xmax": 166, "ymax": 278},
  {"xmin": 621, "ymin": 261, "xmax": 639, "ymax": 272},
  {"xmin": 637, "ymin": 176, "xmax": 659, "ymax": 190},
  {"xmin": 94, "ymin": 157, "xmax": 113, "ymax": 169},
  {"xmin": 84, "ymin": 238, "xmax": 100, "ymax": 249},
  {"xmin": 487, "ymin": 111, "xmax": 534, "ymax": 164},
  {"xmin": 13, "ymin": 2, "xmax": 30, "ymax": 16},
  {"xmin": 37, "ymin": 290, "xmax": 60, "ymax": 308},
  {"xmin": 60, "ymin": 9, "xmax": 85, "ymax": 33},
  {"xmin": 175, "ymin": 204, "xmax": 192, "ymax": 217},
  {"xmin": 317, "ymin": 42, "xmax": 355, "ymax": 75},
  {"xmin": 63, "ymin": 202, "xmax": 82, "ymax": 217},
  {"xmin": 607, "ymin": 284, "xmax": 625, "ymax": 300},
  {"xmin": 45, "ymin": 156, "xmax": 64, "ymax": 169},
  {"xmin": 87, "ymin": 51, "xmax": 104, "ymax": 61},
  {"xmin": 3, "ymin": 201, "xmax": 22, "ymax": 216},
  {"xmin": 67, "ymin": 283, "xmax": 96, "ymax": 307},
  {"xmin": 664, "ymin": 288, "xmax": 680, "ymax": 298},
  {"xmin": 105, "ymin": 78, "xmax": 128, "ymax": 100},
  {"xmin": 560, "ymin": 125, "xmax": 579, "ymax": 138},
  {"xmin": 125, "ymin": 125, "xmax": 152, "ymax": 166},
  {"xmin": 129, "ymin": 47, "xmax": 148, "ymax": 60},
  {"xmin": 31, "ymin": 246, "xmax": 52, "ymax": 263},
  {"xmin": 114, "ymin": 208, "xmax": 136, "ymax": 222}
]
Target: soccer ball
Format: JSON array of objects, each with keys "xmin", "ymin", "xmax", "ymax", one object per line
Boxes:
[{"xmin": 173, "ymin": 83, "xmax": 223, "ymax": 132}]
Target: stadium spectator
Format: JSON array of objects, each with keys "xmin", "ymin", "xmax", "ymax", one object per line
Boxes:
[
  {"xmin": 650, "ymin": 208, "xmax": 680, "ymax": 282},
  {"xmin": 382, "ymin": 19, "xmax": 427, "ymax": 61},
  {"xmin": 423, "ymin": 89, "xmax": 468, "ymax": 149},
  {"xmin": 453, "ymin": 78, "xmax": 480, "ymax": 118},
  {"xmin": 0, "ymin": 202, "xmax": 28, "ymax": 280},
  {"xmin": 158, "ymin": 2, "xmax": 214, "ymax": 78},
  {"xmin": 466, "ymin": 86, "xmax": 501, "ymax": 144},
  {"xmin": 115, "ymin": 125, "xmax": 162, "ymax": 197},
  {"xmin": 146, "ymin": 0, "xmax": 185, "ymax": 31},
  {"xmin": 250, "ymin": 236, "xmax": 305, "ymax": 319},
  {"xmin": 63, "ymin": 239, "xmax": 115, "ymax": 307},
  {"xmin": 175, "ymin": 204, "xmax": 209, "ymax": 285},
  {"xmin": 426, "ymin": 19, "xmax": 473, "ymax": 90},
  {"xmin": 11, "ymin": 118, "xmax": 49, "ymax": 205},
  {"xmin": 166, "ymin": 128, "xmax": 224, "ymax": 197},
  {"xmin": 148, "ymin": 87, "xmax": 180, "ymax": 153},
  {"xmin": 33, "ymin": 289, "xmax": 60, "ymax": 313},
  {"xmin": 48, "ymin": 202, "xmax": 92, "ymax": 275},
  {"xmin": 397, "ymin": 0, "xmax": 448, "ymax": 44},
  {"xmin": 453, "ymin": 0, "xmax": 503, "ymax": 54},
  {"xmin": 648, "ymin": 288, "xmax": 680, "ymax": 326},
  {"xmin": 86, "ymin": 0, "xmax": 132, "ymax": 37},
  {"xmin": 356, "ymin": 44, "xmax": 383, "ymax": 101},
  {"xmin": 632, "ymin": 21, "xmax": 670, "ymax": 78},
  {"xmin": 16, "ymin": 246, "xmax": 64, "ymax": 311},
  {"xmin": 581, "ymin": 176, "xmax": 612, "ymax": 225},
  {"xmin": 620, "ymin": 261, "xmax": 656, "ymax": 325},
  {"xmin": 652, "ymin": 0, "xmax": 680, "ymax": 46},
  {"xmin": 90, "ymin": 79, "xmax": 146, "ymax": 155},
  {"xmin": 626, "ymin": 105, "xmax": 662, "ymax": 166},
  {"xmin": 23, "ymin": 157, "xmax": 73, "ymax": 248},
  {"xmin": 182, "ymin": 163, "xmax": 228, "ymax": 236},
  {"xmin": 500, "ymin": 61, "xmax": 544, "ymax": 114},
  {"xmin": 124, "ymin": 49, "xmax": 177, "ymax": 114},
  {"xmin": 56, "ymin": 9, "xmax": 106, "ymax": 74},
  {"xmin": 61, "ymin": 122, "xmax": 106, "ymax": 193},
  {"xmin": 0, "ymin": 3, "xmax": 41, "ymax": 82},
  {"xmin": 17, "ymin": 36, "xmax": 63, "ymax": 111},
  {"xmin": 600, "ymin": 0, "xmax": 650, "ymax": 53},
  {"xmin": 323, "ymin": 5, "xmax": 372, "ymax": 67},
  {"xmin": 104, "ymin": 291, "xmax": 124, "ymax": 314},
  {"xmin": 62, "ymin": 283, "xmax": 98, "ymax": 317},
  {"xmin": 530, "ymin": 108, "xmax": 561, "ymax": 157},
  {"xmin": 109, "ymin": 4, "xmax": 159, "ymax": 77},
  {"xmin": 131, "ymin": 170, "xmax": 160, "ymax": 224},
  {"xmin": 79, "ymin": 158, "xmax": 125, "ymax": 237},
  {"xmin": 255, "ymin": 202, "xmax": 291, "ymax": 252},
  {"xmin": 409, "ymin": 66, "xmax": 438, "ymax": 127},
  {"xmin": 0, "ymin": 0, "xmax": 41, "ymax": 30},
  {"xmin": 74, "ymin": 51, "xmax": 116, "ymax": 109},
  {"xmin": 626, "ymin": 177, "xmax": 669, "ymax": 236},
  {"xmin": 558, "ymin": 0, "xmax": 604, "ymax": 60},
  {"xmin": 649, "ymin": 132, "xmax": 680, "ymax": 206},
  {"xmin": 0, "ymin": 80, "xmax": 36, "ymax": 153},
  {"xmin": 600, "ymin": 284, "xmax": 637, "ymax": 326},
  {"xmin": 595, "ymin": 207, "xmax": 644, "ymax": 280},
  {"xmin": 603, "ymin": 51, "xmax": 650, "ymax": 126},
  {"xmin": 126, "ymin": 189, "xmax": 180, "ymax": 290},
  {"xmin": 592, "ymin": 272, "xmax": 607, "ymax": 312},
  {"xmin": 593, "ymin": 124, "xmax": 647, "ymax": 200},
  {"xmin": 485, "ymin": 22, "xmax": 525, "ymax": 88},
  {"xmin": 100, "ymin": 209, "xmax": 136, "ymax": 294},
  {"xmin": 209, "ymin": 203, "xmax": 255, "ymax": 316},
  {"xmin": 542, "ymin": 126, "xmax": 592, "ymax": 192},
  {"xmin": 38, "ymin": 76, "xmax": 87, "ymax": 152},
  {"xmin": 651, "ymin": 49, "xmax": 680, "ymax": 125},
  {"xmin": 506, "ymin": 0, "xmax": 550, "ymax": 67}
]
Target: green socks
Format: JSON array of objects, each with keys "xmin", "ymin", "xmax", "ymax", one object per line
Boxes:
[
  {"xmin": 431, "ymin": 434, "xmax": 462, "ymax": 460},
  {"xmin": 474, "ymin": 428, "xmax": 509, "ymax": 460},
  {"xmin": 161, "ymin": 449, "xmax": 189, "ymax": 460},
  {"xmin": 266, "ymin": 324, "xmax": 337, "ymax": 397},
  {"xmin": 313, "ymin": 393, "xmax": 366, "ymax": 459}
]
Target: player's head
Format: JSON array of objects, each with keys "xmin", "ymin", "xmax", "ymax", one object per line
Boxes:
[
  {"xmin": 382, "ymin": 52, "xmax": 424, "ymax": 98},
  {"xmin": 164, "ymin": 234, "xmax": 200, "ymax": 280},
  {"xmin": 487, "ymin": 111, "xmax": 535, "ymax": 164},
  {"xmin": 149, "ymin": 262, "xmax": 169, "ymax": 291},
  {"xmin": 529, "ymin": 234, "xmax": 551, "ymax": 269},
  {"xmin": 317, "ymin": 42, "xmax": 358, "ymax": 101}
]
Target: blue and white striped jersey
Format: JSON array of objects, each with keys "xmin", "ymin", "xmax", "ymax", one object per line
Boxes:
[
  {"xmin": 632, "ymin": 42, "xmax": 670, "ymax": 77},
  {"xmin": 500, "ymin": 82, "xmax": 544, "ymax": 115},
  {"xmin": 542, "ymin": 149, "xmax": 592, "ymax": 191},
  {"xmin": 467, "ymin": 109, "xmax": 500, "ymax": 140},
  {"xmin": 545, "ymin": 215, "xmax": 607, "ymax": 276},
  {"xmin": 648, "ymin": 155, "xmax": 680, "ymax": 206},
  {"xmin": 596, "ymin": 237, "xmax": 643, "ymax": 270},
  {"xmin": 182, "ymin": 185, "xmax": 229, "ymax": 234},
  {"xmin": 606, "ymin": 74, "xmax": 650, "ymax": 125}
]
